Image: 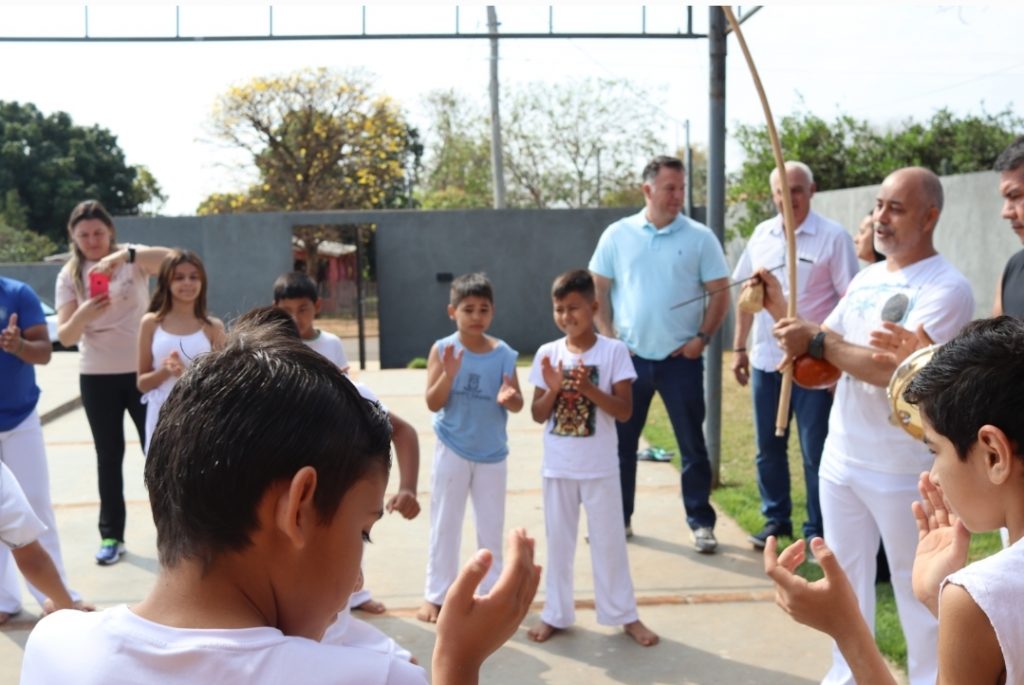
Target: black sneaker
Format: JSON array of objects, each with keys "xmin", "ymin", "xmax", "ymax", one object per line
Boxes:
[{"xmin": 748, "ymin": 522, "xmax": 792, "ymax": 550}]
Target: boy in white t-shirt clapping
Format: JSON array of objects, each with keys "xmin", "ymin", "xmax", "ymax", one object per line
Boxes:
[
  {"xmin": 273, "ymin": 271, "xmax": 351, "ymax": 374},
  {"xmin": 527, "ymin": 269, "xmax": 657, "ymax": 646}
]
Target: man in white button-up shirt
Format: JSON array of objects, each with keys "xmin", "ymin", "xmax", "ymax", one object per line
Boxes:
[{"xmin": 731, "ymin": 161, "xmax": 858, "ymax": 549}]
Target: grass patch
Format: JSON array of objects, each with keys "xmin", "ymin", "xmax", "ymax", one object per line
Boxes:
[
  {"xmin": 641, "ymin": 360, "xmax": 1009, "ymax": 672},
  {"xmin": 406, "ymin": 357, "xmax": 428, "ymax": 369}
]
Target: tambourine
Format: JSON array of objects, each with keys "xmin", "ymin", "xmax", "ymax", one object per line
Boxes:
[{"xmin": 886, "ymin": 344, "xmax": 939, "ymax": 440}]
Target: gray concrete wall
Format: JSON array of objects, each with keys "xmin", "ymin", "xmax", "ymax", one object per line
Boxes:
[
  {"xmin": 0, "ymin": 263, "xmax": 62, "ymax": 305},
  {"xmin": 116, "ymin": 213, "xmax": 294, "ymax": 322},
  {"xmin": 811, "ymin": 170, "xmax": 1017, "ymax": 318},
  {"xmin": 374, "ymin": 208, "xmax": 632, "ymax": 368},
  {"xmin": 2, "ymin": 209, "xmax": 640, "ymax": 368}
]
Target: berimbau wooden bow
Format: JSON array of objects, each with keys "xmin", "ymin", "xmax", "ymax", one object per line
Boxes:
[{"xmin": 722, "ymin": 6, "xmax": 798, "ymax": 437}]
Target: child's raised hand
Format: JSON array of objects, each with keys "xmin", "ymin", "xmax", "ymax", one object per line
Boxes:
[
  {"xmin": 540, "ymin": 356, "xmax": 564, "ymax": 391},
  {"xmin": 162, "ymin": 350, "xmax": 185, "ymax": 377},
  {"xmin": 569, "ymin": 360, "xmax": 594, "ymax": 395},
  {"xmin": 441, "ymin": 344, "xmax": 463, "ymax": 380},
  {"xmin": 911, "ymin": 472, "xmax": 970, "ymax": 616},
  {"xmin": 386, "ymin": 489, "xmax": 421, "ymax": 520},
  {"xmin": 764, "ymin": 536, "xmax": 860, "ymax": 640},
  {"xmin": 433, "ymin": 528, "xmax": 541, "ymax": 676},
  {"xmin": 496, "ymin": 373, "xmax": 520, "ymax": 407}
]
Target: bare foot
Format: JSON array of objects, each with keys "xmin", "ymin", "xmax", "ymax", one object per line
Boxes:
[
  {"xmin": 526, "ymin": 621, "xmax": 561, "ymax": 643},
  {"xmin": 416, "ymin": 601, "xmax": 441, "ymax": 623},
  {"xmin": 352, "ymin": 598, "xmax": 387, "ymax": 614},
  {"xmin": 624, "ymin": 619, "xmax": 659, "ymax": 646}
]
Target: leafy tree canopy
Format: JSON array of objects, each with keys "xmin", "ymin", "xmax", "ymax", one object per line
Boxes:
[
  {"xmin": 0, "ymin": 100, "xmax": 161, "ymax": 244},
  {"xmin": 199, "ymin": 67, "xmax": 423, "ymax": 267},
  {"xmin": 729, "ymin": 107, "xmax": 1023, "ymax": 237},
  {"xmin": 418, "ymin": 79, "xmax": 667, "ymax": 210}
]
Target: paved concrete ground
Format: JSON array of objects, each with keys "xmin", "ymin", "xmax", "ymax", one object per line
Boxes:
[{"xmin": 0, "ymin": 346, "xmax": 895, "ymax": 684}]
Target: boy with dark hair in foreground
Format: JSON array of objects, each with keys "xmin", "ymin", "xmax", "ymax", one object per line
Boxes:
[
  {"xmin": 766, "ymin": 316, "xmax": 1024, "ymax": 684},
  {"xmin": 21, "ymin": 321, "xmax": 539, "ymax": 685}
]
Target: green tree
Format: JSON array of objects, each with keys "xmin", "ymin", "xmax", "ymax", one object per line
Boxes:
[
  {"xmin": 417, "ymin": 90, "xmax": 492, "ymax": 209},
  {"xmin": 0, "ymin": 223, "xmax": 59, "ymax": 262},
  {"xmin": 729, "ymin": 107, "xmax": 1022, "ymax": 237},
  {"xmin": 201, "ymin": 68, "xmax": 422, "ymax": 267},
  {"xmin": 418, "ymin": 79, "xmax": 667, "ymax": 210},
  {"xmin": 133, "ymin": 165, "xmax": 168, "ymax": 216},
  {"xmin": 502, "ymin": 78, "xmax": 663, "ymax": 208},
  {"xmin": 0, "ymin": 101, "xmax": 161, "ymax": 242}
]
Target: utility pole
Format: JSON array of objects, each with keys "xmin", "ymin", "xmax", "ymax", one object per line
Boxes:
[
  {"xmin": 487, "ymin": 6, "xmax": 507, "ymax": 209},
  {"xmin": 706, "ymin": 6, "xmax": 727, "ymax": 487}
]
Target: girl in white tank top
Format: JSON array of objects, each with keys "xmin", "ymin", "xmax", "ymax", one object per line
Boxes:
[{"xmin": 136, "ymin": 251, "xmax": 225, "ymax": 454}]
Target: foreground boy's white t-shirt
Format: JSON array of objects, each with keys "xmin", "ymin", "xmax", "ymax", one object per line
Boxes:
[
  {"xmin": 20, "ymin": 605, "xmax": 426, "ymax": 685},
  {"xmin": 0, "ymin": 462, "xmax": 47, "ymax": 549}
]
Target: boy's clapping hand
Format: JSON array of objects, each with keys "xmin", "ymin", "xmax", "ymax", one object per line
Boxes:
[
  {"xmin": 433, "ymin": 528, "xmax": 541, "ymax": 679},
  {"xmin": 539, "ymin": 356, "xmax": 564, "ymax": 392},
  {"xmin": 496, "ymin": 373, "xmax": 520, "ymax": 407},
  {"xmin": 911, "ymin": 472, "xmax": 970, "ymax": 616},
  {"xmin": 569, "ymin": 360, "xmax": 595, "ymax": 396},
  {"xmin": 441, "ymin": 345, "xmax": 463, "ymax": 380}
]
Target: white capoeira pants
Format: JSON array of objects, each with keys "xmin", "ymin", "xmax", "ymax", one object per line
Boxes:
[
  {"xmin": 818, "ymin": 455, "xmax": 937, "ymax": 685},
  {"xmin": 541, "ymin": 474, "xmax": 638, "ymax": 628},
  {"xmin": 0, "ymin": 410, "xmax": 78, "ymax": 613},
  {"xmin": 424, "ymin": 441, "xmax": 506, "ymax": 605}
]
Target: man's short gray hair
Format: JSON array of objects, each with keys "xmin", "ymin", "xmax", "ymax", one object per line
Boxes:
[
  {"xmin": 994, "ymin": 136, "xmax": 1024, "ymax": 173},
  {"xmin": 768, "ymin": 161, "xmax": 815, "ymax": 189}
]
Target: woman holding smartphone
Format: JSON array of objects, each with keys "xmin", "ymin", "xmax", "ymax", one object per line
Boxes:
[{"xmin": 55, "ymin": 200, "xmax": 171, "ymax": 566}]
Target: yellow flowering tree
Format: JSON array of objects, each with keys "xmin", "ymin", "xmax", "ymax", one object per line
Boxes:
[{"xmin": 200, "ymin": 68, "xmax": 421, "ymax": 268}]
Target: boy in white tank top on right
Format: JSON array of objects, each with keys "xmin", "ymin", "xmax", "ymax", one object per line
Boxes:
[{"xmin": 765, "ymin": 316, "xmax": 1024, "ymax": 685}]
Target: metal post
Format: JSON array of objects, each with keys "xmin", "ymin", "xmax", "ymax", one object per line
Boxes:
[
  {"xmin": 354, "ymin": 226, "xmax": 367, "ymax": 371},
  {"xmin": 487, "ymin": 6, "xmax": 507, "ymax": 209},
  {"xmin": 706, "ymin": 6, "xmax": 727, "ymax": 487},
  {"xmin": 684, "ymin": 119, "xmax": 693, "ymax": 217}
]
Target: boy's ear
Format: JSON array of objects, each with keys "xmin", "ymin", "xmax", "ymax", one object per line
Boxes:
[
  {"xmin": 447, "ymin": 304, "xmax": 456, "ymax": 320},
  {"xmin": 314, "ymin": 299, "xmax": 322, "ymax": 316},
  {"xmin": 977, "ymin": 425, "xmax": 1014, "ymax": 485},
  {"xmin": 274, "ymin": 466, "xmax": 319, "ymax": 549},
  {"xmin": 590, "ymin": 298, "xmax": 599, "ymax": 315}
]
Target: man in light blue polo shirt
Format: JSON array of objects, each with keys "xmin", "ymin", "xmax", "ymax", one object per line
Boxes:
[{"xmin": 589, "ymin": 155, "xmax": 730, "ymax": 553}]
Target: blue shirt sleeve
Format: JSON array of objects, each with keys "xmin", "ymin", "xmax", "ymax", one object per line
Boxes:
[
  {"xmin": 503, "ymin": 345, "xmax": 518, "ymax": 377},
  {"xmin": 699, "ymin": 232, "xmax": 730, "ymax": 283},
  {"xmin": 15, "ymin": 283, "xmax": 45, "ymax": 330},
  {"xmin": 588, "ymin": 227, "xmax": 616, "ymax": 279}
]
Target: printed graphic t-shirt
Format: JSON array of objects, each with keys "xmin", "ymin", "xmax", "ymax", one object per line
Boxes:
[{"xmin": 529, "ymin": 335, "xmax": 636, "ymax": 479}]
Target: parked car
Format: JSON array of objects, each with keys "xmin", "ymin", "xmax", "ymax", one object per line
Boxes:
[{"xmin": 39, "ymin": 299, "xmax": 75, "ymax": 351}]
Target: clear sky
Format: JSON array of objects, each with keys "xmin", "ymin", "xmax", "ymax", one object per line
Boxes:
[{"xmin": 1, "ymin": 2, "xmax": 1021, "ymax": 216}]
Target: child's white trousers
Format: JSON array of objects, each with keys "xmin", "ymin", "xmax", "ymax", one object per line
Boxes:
[
  {"xmin": 541, "ymin": 474, "xmax": 638, "ymax": 628},
  {"xmin": 424, "ymin": 441, "xmax": 506, "ymax": 605}
]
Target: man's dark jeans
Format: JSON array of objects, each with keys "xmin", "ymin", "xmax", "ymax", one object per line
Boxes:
[
  {"xmin": 616, "ymin": 354, "xmax": 715, "ymax": 531},
  {"xmin": 751, "ymin": 368, "xmax": 831, "ymax": 539}
]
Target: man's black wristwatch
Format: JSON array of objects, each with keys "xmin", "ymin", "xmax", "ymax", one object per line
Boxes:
[
  {"xmin": 808, "ymin": 331, "xmax": 827, "ymax": 360},
  {"xmin": 695, "ymin": 331, "xmax": 712, "ymax": 345}
]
